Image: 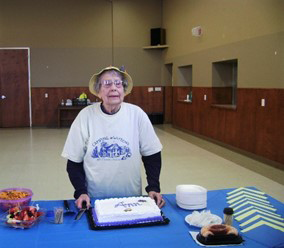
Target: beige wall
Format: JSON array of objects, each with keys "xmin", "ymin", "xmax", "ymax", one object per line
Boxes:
[
  {"xmin": 163, "ymin": 0, "xmax": 284, "ymax": 88},
  {"xmin": 112, "ymin": 0, "xmax": 163, "ymax": 85},
  {"xmin": 1, "ymin": 0, "xmax": 283, "ymax": 88},
  {"xmin": 0, "ymin": 0, "xmax": 163, "ymax": 87}
]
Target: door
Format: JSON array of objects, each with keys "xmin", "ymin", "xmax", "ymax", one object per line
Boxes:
[{"xmin": 0, "ymin": 49, "xmax": 30, "ymax": 127}]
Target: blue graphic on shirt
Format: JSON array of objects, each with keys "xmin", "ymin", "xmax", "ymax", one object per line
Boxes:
[{"xmin": 91, "ymin": 136, "xmax": 132, "ymax": 160}]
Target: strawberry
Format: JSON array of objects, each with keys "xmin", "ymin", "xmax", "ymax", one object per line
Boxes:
[
  {"xmin": 9, "ymin": 207, "xmax": 20, "ymax": 214},
  {"xmin": 37, "ymin": 212, "xmax": 43, "ymax": 217},
  {"xmin": 20, "ymin": 210, "xmax": 26, "ymax": 219},
  {"xmin": 29, "ymin": 216, "xmax": 35, "ymax": 221},
  {"xmin": 23, "ymin": 214, "xmax": 29, "ymax": 221},
  {"xmin": 14, "ymin": 215, "xmax": 21, "ymax": 220}
]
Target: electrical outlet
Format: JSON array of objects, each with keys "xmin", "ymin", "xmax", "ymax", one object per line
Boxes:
[
  {"xmin": 261, "ymin": 98, "xmax": 265, "ymax": 107},
  {"xmin": 148, "ymin": 87, "xmax": 153, "ymax": 92},
  {"xmin": 204, "ymin": 94, "xmax": 207, "ymax": 101},
  {"xmin": 155, "ymin": 87, "xmax": 162, "ymax": 92},
  {"xmin": 45, "ymin": 93, "xmax": 48, "ymax": 98}
]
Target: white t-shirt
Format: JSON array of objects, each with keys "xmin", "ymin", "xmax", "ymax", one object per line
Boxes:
[{"xmin": 61, "ymin": 102, "xmax": 162, "ymax": 198}]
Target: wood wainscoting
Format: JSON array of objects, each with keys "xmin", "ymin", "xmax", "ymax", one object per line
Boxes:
[
  {"xmin": 31, "ymin": 86, "xmax": 283, "ymax": 166},
  {"xmin": 31, "ymin": 87, "xmax": 97, "ymax": 127},
  {"xmin": 172, "ymin": 87, "xmax": 284, "ymax": 167},
  {"xmin": 31, "ymin": 86, "xmax": 165, "ymax": 127}
]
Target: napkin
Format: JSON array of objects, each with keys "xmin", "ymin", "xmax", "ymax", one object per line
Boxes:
[{"xmin": 186, "ymin": 210, "xmax": 222, "ymax": 227}]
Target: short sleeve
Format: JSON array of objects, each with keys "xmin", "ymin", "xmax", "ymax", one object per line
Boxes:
[
  {"xmin": 61, "ymin": 109, "xmax": 90, "ymax": 163},
  {"xmin": 138, "ymin": 110, "xmax": 162, "ymax": 156}
]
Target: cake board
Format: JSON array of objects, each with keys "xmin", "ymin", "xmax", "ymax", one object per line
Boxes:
[
  {"xmin": 85, "ymin": 207, "xmax": 170, "ymax": 231},
  {"xmin": 196, "ymin": 233, "xmax": 243, "ymax": 245}
]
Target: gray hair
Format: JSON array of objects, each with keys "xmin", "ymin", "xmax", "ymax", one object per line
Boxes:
[{"xmin": 94, "ymin": 69, "xmax": 129, "ymax": 94}]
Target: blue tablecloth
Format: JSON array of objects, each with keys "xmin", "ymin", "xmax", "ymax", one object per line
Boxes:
[{"xmin": 0, "ymin": 188, "xmax": 283, "ymax": 248}]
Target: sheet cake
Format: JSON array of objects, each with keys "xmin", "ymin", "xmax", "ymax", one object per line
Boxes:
[{"xmin": 94, "ymin": 196, "xmax": 163, "ymax": 226}]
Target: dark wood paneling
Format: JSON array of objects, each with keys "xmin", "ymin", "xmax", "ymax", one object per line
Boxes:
[
  {"xmin": 32, "ymin": 87, "xmax": 98, "ymax": 127},
  {"xmin": 164, "ymin": 86, "xmax": 173, "ymax": 123},
  {"xmin": 176, "ymin": 87, "xmax": 191, "ymax": 101},
  {"xmin": 173, "ymin": 101, "xmax": 192, "ymax": 130},
  {"xmin": 172, "ymin": 87, "xmax": 193, "ymax": 130},
  {"xmin": 208, "ymin": 106, "xmax": 227, "ymax": 141},
  {"xmin": 191, "ymin": 87, "xmax": 211, "ymax": 136},
  {"xmin": 32, "ymin": 85, "xmax": 284, "ymax": 166},
  {"xmin": 58, "ymin": 106, "xmax": 86, "ymax": 127},
  {"xmin": 276, "ymin": 90, "xmax": 284, "ymax": 164},
  {"xmin": 125, "ymin": 86, "xmax": 164, "ymax": 113},
  {"xmin": 125, "ymin": 87, "xmax": 145, "ymax": 111},
  {"xmin": 234, "ymin": 89, "xmax": 257, "ymax": 153},
  {"xmin": 173, "ymin": 87, "xmax": 284, "ymax": 167},
  {"xmin": 255, "ymin": 89, "xmax": 280, "ymax": 162},
  {"xmin": 32, "ymin": 86, "xmax": 165, "ymax": 127},
  {"xmin": 212, "ymin": 87, "xmax": 233, "ymax": 104}
]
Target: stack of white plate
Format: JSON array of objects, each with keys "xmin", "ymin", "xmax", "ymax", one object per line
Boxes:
[{"xmin": 176, "ymin": 185, "xmax": 207, "ymax": 210}]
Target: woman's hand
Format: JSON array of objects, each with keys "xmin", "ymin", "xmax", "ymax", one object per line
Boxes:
[
  {"xmin": 75, "ymin": 194, "xmax": 91, "ymax": 209},
  {"xmin": 148, "ymin": 191, "xmax": 165, "ymax": 208}
]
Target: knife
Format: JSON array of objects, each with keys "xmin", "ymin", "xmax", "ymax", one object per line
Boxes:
[
  {"xmin": 85, "ymin": 207, "xmax": 96, "ymax": 230},
  {"xmin": 74, "ymin": 201, "xmax": 87, "ymax": 220}
]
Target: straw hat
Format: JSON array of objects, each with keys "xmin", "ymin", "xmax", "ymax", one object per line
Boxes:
[{"xmin": 89, "ymin": 66, "xmax": 133, "ymax": 97}]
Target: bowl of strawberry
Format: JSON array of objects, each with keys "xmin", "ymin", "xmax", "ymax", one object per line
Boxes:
[{"xmin": 1, "ymin": 206, "xmax": 45, "ymax": 229}]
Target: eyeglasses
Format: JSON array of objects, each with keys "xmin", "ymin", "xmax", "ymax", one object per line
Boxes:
[{"xmin": 101, "ymin": 79, "xmax": 124, "ymax": 88}]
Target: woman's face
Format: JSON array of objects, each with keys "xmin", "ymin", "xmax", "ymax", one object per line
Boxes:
[{"xmin": 98, "ymin": 71, "xmax": 125, "ymax": 112}]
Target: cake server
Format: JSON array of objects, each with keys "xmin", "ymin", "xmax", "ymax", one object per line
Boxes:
[
  {"xmin": 63, "ymin": 200, "xmax": 76, "ymax": 215},
  {"xmin": 74, "ymin": 201, "xmax": 87, "ymax": 220}
]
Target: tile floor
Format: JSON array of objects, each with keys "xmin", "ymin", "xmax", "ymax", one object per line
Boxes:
[{"xmin": 0, "ymin": 125, "xmax": 283, "ymax": 202}]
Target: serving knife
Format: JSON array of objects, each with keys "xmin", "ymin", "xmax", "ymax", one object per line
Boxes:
[
  {"xmin": 74, "ymin": 201, "xmax": 87, "ymax": 220},
  {"xmin": 63, "ymin": 200, "xmax": 75, "ymax": 215}
]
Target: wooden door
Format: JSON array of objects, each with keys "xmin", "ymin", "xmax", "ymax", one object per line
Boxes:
[{"xmin": 0, "ymin": 49, "xmax": 30, "ymax": 127}]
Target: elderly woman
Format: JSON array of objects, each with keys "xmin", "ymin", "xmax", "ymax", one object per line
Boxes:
[{"xmin": 62, "ymin": 66, "xmax": 165, "ymax": 209}]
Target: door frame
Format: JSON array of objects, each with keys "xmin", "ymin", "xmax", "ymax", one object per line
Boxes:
[{"xmin": 0, "ymin": 47, "xmax": 32, "ymax": 127}]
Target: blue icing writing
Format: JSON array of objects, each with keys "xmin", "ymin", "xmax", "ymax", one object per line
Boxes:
[{"xmin": 115, "ymin": 201, "xmax": 142, "ymax": 208}]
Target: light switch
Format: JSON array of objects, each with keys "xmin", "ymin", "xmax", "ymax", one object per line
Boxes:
[
  {"xmin": 45, "ymin": 93, "xmax": 48, "ymax": 98},
  {"xmin": 204, "ymin": 94, "xmax": 207, "ymax": 101},
  {"xmin": 155, "ymin": 87, "xmax": 162, "ymax": 92}
]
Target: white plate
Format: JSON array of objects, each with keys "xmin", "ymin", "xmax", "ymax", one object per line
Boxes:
[
  {"xmin": 176, "ymin": 185, "xmax": 207, "ymax": 194},
  {"xmin": 185, "ymin": 213, "xmax": 222, "ymax": 228},
  {"xmin": 177, "ymin": 201, "xmax": 207, "ymax": 210},
  {"xmin": 176, "ymin": 198, "xmax": 207, "ymax": 205}
]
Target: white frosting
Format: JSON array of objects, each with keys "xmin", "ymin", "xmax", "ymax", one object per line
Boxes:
[{"xmin": 95, "ymin": 196, "xmax": 161, "ymax": 223}]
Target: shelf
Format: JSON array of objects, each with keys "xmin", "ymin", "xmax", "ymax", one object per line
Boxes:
[
  {"xmin": 58, "ymin": 105, "xmax": 87, "ymax": 128},
  {"xmin": 143, "ymin": 45, "xmax": 168, "ymax": 50},
  {"xmin": 211, "ymin": 104, "xmax": 237, "ymax": 110},
  {"xmin": 178, "ymin": 100, "xmax": 192, "ymax": 104}
]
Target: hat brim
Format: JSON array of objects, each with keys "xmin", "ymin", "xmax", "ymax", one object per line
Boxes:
[{"xmin": 89, "ymin": 66, "xmax": 133, "ymax": 98}]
